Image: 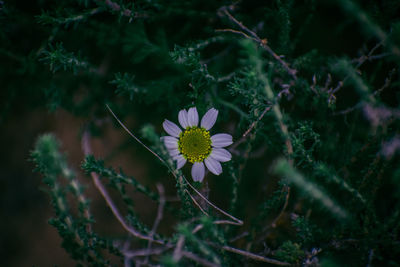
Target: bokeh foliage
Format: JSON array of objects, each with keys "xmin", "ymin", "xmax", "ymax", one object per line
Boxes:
[{"xmin": 2, "ymin": 0, "xmax": 400, "ymax": 265}]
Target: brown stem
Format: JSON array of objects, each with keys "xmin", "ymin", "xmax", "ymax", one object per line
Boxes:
[
  {"xmin": 81, "ymin": 130, "xmax": 165, "ymax": 245},
  {"xmin": 270, "ymin": 186, "xmax": 291, "ymax": 228},
  {"xmin": 218, "ymin": 7, "xmax": 297, "ymax": 80},
  {"xmin": 144, "ymin": 183, "xmax": 166, "ymax": 264},
  {"xmin": 230, "ymin": 106, "xmax": 272, "ymax": 150},
  {"xmin": 221, "ymin": 246, "xmax": 291, "ymax": 266},
  {"xmin": 181, "ymin": 251, "xmax": 221, "ymax": 267}
]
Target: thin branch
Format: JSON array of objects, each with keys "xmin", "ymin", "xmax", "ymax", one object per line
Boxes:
[
  {"xmin": 330, "ymin": 40, "xmax": 386, "ymax": 97},
  {"xmin": 221, "ymin": 246, "xmax": 291, "ymax": 266},
  {"xmin": 261, "ymin": 43, "xmax": 298, "ymax": 81},
  {"xmin": 173, "ymin": 235, "xmax": 185, "ymax": 261},
  {"xmin": 218, "ymin": 7, "xmax": 259, "ymax": 40},
  {"xmin": 183, "ymin": 179, "xmax": 243, "ymax": 225},
  {"xmin": 106, "ymin": 104, "xmax": 166, "ymax": 164},
  {"xmin": 192, "ymin": 219, "xmax": 247, "ymax": 235},
  {"xmin": 218, "ymin": 9, "xmax": 297, "ymax": 80},
  {"xmin": 187, "ymin": 36, "xmax": 226, "ymax": 52},
  {"xmin": 256, "ymin": 187, "xmax": 291, "ymax": 243},
  {"xmin": 181, "ymin": 251, "xmax": 221, "ymax": 267},
  {"xmin": 373, "ymin": 68, "xmax": 396, "ymax": 96},
  {"xmin": 332, "ymin": 102, "xmax": 364, "ymax": 116},
  {"xmin": 215, "ymin": 28, "xmax": 258, "ymax": 42},
  {"xmin": 151, "ymin": 184, "xmax": 166, "ymax": 235},
  {"xmin": 144, "ymin": 183, "xmax": 166, "ymax": 264},
  {"xmin": 185, "ymin": 189, "xmax": 209, "ymax": 217},
  {"xmin": 230, "ymin": 106, "xmax": 271, "ymax": 150},
  {"xmin": 104, "ymin": 0, "xmax": 133, "ymax": 17},
  {"xmin": 357, "ymin": 40, "xmax": 386, "ymax": 68},
  {"xmin": 217, "ymin": 72, "xmax": 236, "ymax": 83},
  {"xmin": 217, "ymin": 7, "xmax": 297, "ymax": 80},
  {"xmin": 333, "ymin": 68, "xmax": 395, "ymax": 116},
  {"xmin": 182, "ymin": 221, "xmax": 290, "ymax": 266},
  {"xmin": 124, "ymin": 246, "xmax": 170, "ymax": 258},
  {"xmin": 229, "ymin": 231, "xmax": 249, "ymax": 243},
  {"xmin": 81, "ymin": 130, "xmax": 165, "ymax": 245},
  {"xmin": 270, "ymin": 186, "xmax": 290, "ymax": 228},
  {"xmin": 70, "ymin": 178, "xmax": 93, "ymax": 241}
]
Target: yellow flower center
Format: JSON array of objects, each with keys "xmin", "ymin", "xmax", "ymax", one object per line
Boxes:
[{"xmin": 178, "ymin": 127, "xmax": 212, "ymax": 163}]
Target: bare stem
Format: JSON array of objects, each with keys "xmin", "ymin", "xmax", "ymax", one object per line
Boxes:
[
  {"xmin": 218, "ymin": 7, "xmax": 297, "ymax": 80},
  {"xmin": 183, "ymin": 178, "xmax": 243, "ymax": 225},
  {"xmin": 333, "ymin": 68, "xmax": 395, "ymax": 116},
  {"xmin": 81, "ymin": 130, "xmax": 165, "ymax": 245},
  {"xmin": 144, "ymin": 183, "xmax": 166, "ymax": 264},
  {"xmin": 270, "ymin": 186, "xmax": 291, "ymax": 228},
  {"xmin": 104, "ymin": 0, "xmax": 133, "ymax": 17},
  {"xmin": 185, "ymin": 189, "xmax": 209, "ymax": 216},
  {"xmin": 173, "ymin": 235, "xmax": 185, "ymax": 261},
  {"xmin": 257, "ymin": 187, "xmax": 291, "ymax": 243},
  {"xmin": 230, "ymin": 106, "xmax": 271, "ymax": 150},
  {"xmin": 221, "ymin": 246, "xmax": 291, "ymax": 266},
  {"xmin": 215, "ymin": 28, "xmax": 258, "ymax": 42},
  {"xmin": 182, "ymin": 251, "xmax": 221, "ymax": 267}
]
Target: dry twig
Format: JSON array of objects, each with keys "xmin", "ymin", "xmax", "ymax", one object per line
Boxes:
[
  {"xmin": 81, "ymin": 130, "xmax": 165, "ymax": 245},
  {"xmin": 221, "ymin": 246, "xmax": 290, "ymax": 266},
  {"xmin": 181, "ymin": 251, "xmax": 221, "ymax": 267},
  {"xmin": 143, "ymin": 183, "xmax": 166, "ymax": 265},
  {"xmin": 217, "ymin": 6, "xmax": 297, "ymax": 80},
  {"xmin": 230, "ymin": 105, "xmax": 272, "ymax": 150},
  {"xmin": 333, "ymin": 68, "xmax": 395, "ymax": 116}
]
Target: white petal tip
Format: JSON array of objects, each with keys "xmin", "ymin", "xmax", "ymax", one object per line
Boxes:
[
  {"xmin": 211, "ymin": 133, "xmax": 233, "ymax": 148},
  {"xmin": 210, "ymin": 148, "xmax": 232, "ymax": 162},
  {"xmin": 188, "ymin": 107, "xmax": 199, "ymax": 127},
  {"xmin": 205, "ymin": 157, "xmax": 222, "ymax": 175},
  {"xmin": 201, "ymin": 108, "xmax": 219, "ymax": 130},
  {"xmin": 191, "ymin": 162, "xmax": 205, "ymax": 182},
  {"xmin": 163, "ymin": 119, "xmax": 182, "ymax": 138}
]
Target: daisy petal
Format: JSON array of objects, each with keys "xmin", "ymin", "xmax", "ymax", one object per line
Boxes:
[
  {"xmin": 191, "ymin": 162, "xmax": 205, "ymax": 182},
  {"xmin": 210, "ymin": 148, "xmax": 232, "ymax": 162},
  {"xmin": 163, "ymin": 119, "xmax": 181, "ymax": 138},
  {"xmin": 201, "ymin": 108, "xmax": 219, "ymax": 130},
  {"xmin": 211, "ymin": 133, "xmax": 233, "ymax": 148},
  {"xmin": 187, "ymin": 107, "xmax": 199, "ymax": 127},
  {"xmin": 178, "ymin": 109, "xmax": 190, "ymax": 129},
  {"xmin": 168, "ymin": 148, "xmax": 180, "ymax": 157},
  {"xmin": 205, "ymin": 157, "xmax": 222, "ymax": 175},
  {"xmin": 174, "ymin": 154, "xmax": 187, "ymax": 169},
  {"xmin": 162, "ymin": 136, "xmax": 178, "ymax": 149}
]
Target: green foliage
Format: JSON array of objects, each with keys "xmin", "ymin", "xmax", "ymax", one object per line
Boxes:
[
  {"xmin": 170, "ymin": 45, "xmax": 216, "ymax": 99},
  {"xmin": 291, "ymin": 121, "xmax": 320, "ymax": 168},
  {"xmin": 31, "ymin": 134, "xmax": 117, "ymax": 265},
  {"xmin": 292, "ymin": 216, "xmax": 317, "ymax": 246},
  {"xmin": 3, "ymin": 0, "xmax": 399, "ymax": 265},
  {"xmin": 275, "ymin": 241, "xmax": 304, "ymax": 264},
  {"xmin": 82, "ymin": 155, "xmax": 159, "ymax": 202},
  {"xmin": 111, "ymin": 73, "xmax": 145, "ymax": 101},
  {"xmin": 39, "ymin": 43, "xmax": 90, "ymax": 74},
  {"xmin": 275, "ymin": 159, "xmax": 349, "ymax": 219}
]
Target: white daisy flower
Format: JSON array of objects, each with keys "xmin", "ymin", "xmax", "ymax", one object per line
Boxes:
[{"xmin": 162, "ymin": 107, "xmax": 233, "ymax": 182}]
